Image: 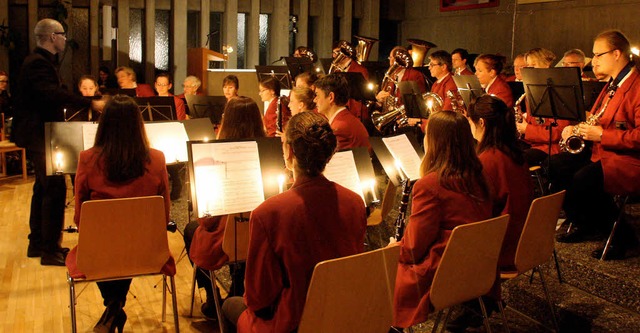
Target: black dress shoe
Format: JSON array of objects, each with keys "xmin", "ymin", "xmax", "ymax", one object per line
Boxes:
[
  {"xmin": 556, "ymin": 226, "xmax": 604, "ymax": 243},
  {"xmin": 592, "ymin": 245, "xmax": 627, "ymax": 260},
  {"xmin": 40, "ymin": 251, "xmax": 66, "ymax": 266},
  {"xmin": 27, "ymin": 243, "xmax": 42, "ymax": 258}
]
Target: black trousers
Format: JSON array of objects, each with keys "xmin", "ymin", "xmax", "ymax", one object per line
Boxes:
[
  {"xmin": 547, "ymin": 148, "xmax": 592, "ymax": 193},
  {"xmin": 27, "ymin": 150, "xmax": 66, "ymax": 253},
  {"xmin": 97, "ymin": 279, "xmax": 132, "ymax": 306}
]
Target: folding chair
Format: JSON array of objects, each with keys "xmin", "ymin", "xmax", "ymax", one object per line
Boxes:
[
  {"xmin": 65, "ymin": 196, "xmax": 179, "ymax": 333},
  {"xmin": 0, "ymin": 113, "xmax": 27, "ymax": 180}
]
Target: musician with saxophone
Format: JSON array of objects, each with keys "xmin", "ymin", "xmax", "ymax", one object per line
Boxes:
[
  {"xmin": 555, "ymin": 30, "xmax": 640, "ymax": 260},
  {"xmin": 390, "ymin": 111, "xmax": 492, "ymax": 331},
  {"xmin": 258, "ymin": 77, "xmax": 291, "ymax": 137}
]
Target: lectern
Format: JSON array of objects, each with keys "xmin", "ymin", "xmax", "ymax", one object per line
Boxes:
[{"xmin": 187, "ymin": 48, "xmax": 226, "ymax": 92}]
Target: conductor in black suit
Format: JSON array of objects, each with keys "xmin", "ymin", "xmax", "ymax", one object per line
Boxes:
[{"xmin": 12, "ymin": 18, "xmax": 104, "ymax": 266}]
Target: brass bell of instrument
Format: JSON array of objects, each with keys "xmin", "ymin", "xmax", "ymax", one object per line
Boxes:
[
  {"xmin": 407, "ymin": 39, "xmax": 437, "ymax": 67},
  {"xmin": 328, "ymin": 41, "xmax": 356, "ymax": 74},
  {"xmin": 354, "ymin": 35, "xmax": 379, "ymax": 64}
]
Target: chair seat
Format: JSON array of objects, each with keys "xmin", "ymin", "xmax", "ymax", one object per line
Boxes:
[
  {"xmin": 499, "ymin": 271, "xmax": 519, "ymax": 280},
  {"xmin": 366, "ymin": 208, "xmax": 382, "ymax": 226},
  {"xmin": 65, "ymin": 246, "xmax": 177, "ymax": 280}
]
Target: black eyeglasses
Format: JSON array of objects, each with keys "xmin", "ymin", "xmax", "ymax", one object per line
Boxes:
[
  {"xmin": 53, "ymin": 32, "xmax": 67, "ymax": 37},
  {"xmin": 593, "ymin": 49, "xmax": 615, "ymax": 59}
]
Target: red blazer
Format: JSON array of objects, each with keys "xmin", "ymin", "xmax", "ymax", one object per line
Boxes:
[
  {"xmin": 392, "ymin": 173, "xmax": 493, "ymax": 328},
  {"xmin": 431, "ymin": 74, "xmax": 457, "ymax": 112},
  {"xmin": 347, "ymin": 61, "xmax": 370, "ymax": 80},
  {"xmin": 189, "ymin": 215, "xmax": 228, "ymax": 271},
  {"xmin": 345, "ymin": 99, "xmax": 369, "ymax": 120},
  {"xmin": 522, "ymin": 99, "xmax": 570, "ymax": 155},
  {"xmin": 591, "ymin": 69, "xmax": 640, "ymax": 195},
  {"xmin": 479, "ymin": 148, "xmax": 533, "ymax": 269},
  {"xmin": 135, "ymin": 83, "xmax": 155, "ymax": 97},
  {"xmin": 400, "ymin": 68, "xmax": 427, "ymax": 96},
  {"xmin": 331, "ymin": 109, "xmax": 370, "ymax": 151},
  {"xmin": 486, "ymin": 76, "xmax": 514, "ymax": 108},
  {"xmin": 73, "ymin": 147, "xmax": 171, "ymax": 227},
  {"xmin": 237, "ymin": 175, "xmax": 367, "ymax": 333},
  {"xmin": 263, "ymin": 97, "xmax": 292, "ymax": 137}
]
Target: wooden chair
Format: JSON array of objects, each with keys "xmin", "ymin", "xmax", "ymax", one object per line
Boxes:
[
  {"xmin": 500, "ymin": 190, "xmax": 566, "ymax": 332},
  {"xmin": 428, "ymin": 215, "xmax": 510, "ymax": 333},
  {"xmin": 65, "ymin": 196, "xmax": 179, "ymax": 333},
  {"xmin": 297, "ymin": 245, "xmax": 401, "ymax": 333},
  {"xmin": 0, "ymin": 113, "xmax": 27, "ymax": 180},
  {"xmin": 188, "ymin": 212, "xmax": 250, "ymax": 333}
]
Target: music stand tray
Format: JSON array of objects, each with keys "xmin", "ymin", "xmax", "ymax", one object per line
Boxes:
[
  {"xmin": 255, "ymin": 66, "xmax": 293, "ymax": 89},
  {"xmin": 185, "ymin": 95, "xmax": 227, "ymax": 125},
  {"xmin": 521, "ymin": 67, "xmax": 585, "ymax": 122},
  {"xmin": 453, "ymin": 75, "xmax": 484, "ymax": 108},
  {"xmin": 398, "ymin": 81, "xmax": 429, "ymax": 119},
  {"xmin": 135, "ymin": 96, "xmax": 178, "ymax": 122}
]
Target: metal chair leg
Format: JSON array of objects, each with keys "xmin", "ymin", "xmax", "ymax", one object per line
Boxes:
[
  {"xmin": 189, "ymin": 265, "xmax": 197, "ymax": 317},
  {"xmin": 67, "ymin": 273, "xmax": 77, "ymax": 333},
  {"xmin": 430, "ymin": 310, "xmax": 444, "ymax": 333},
  {"xmin": 537, "ymin": 267, "xmax": 560, "ymax": 332},
  {"xmin": 439, "ymin": 308, "xmax": 453, "ymax": 333},
  {"xmin": 478, "ymin": 297, "xmax": 493, "ymax": 333},
  {"xmin": 210, "ymin": 270, "xmax": 226, "ymax": 333},
  {"xmin": 552, "ymin": 249, "xmax": 563, "ymax": 283},
  {"xmin": 170, "ymin": 275, "xmax": 180, "ymax": 333},
  {"xmin": 497, "ymin": 298, "xmax": 511, "ymax": 333},
  {"xmin": 162, "ymin": 275, "xmax": 167, "ymax": 322},
  {"xmin": 602, "ymin": 196, "xmax": 628, "ymax": 260}
]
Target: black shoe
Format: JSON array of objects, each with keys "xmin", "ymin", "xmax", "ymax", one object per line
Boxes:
[
  {"xmin": 201, "ymin": 301, "xmax": 218, "ymax": 321},
  {"xmin": 592, "ymin": 244, "xmax": 627, "ymax": 260},
  {"xmin": 556, "ymin": 226, "xmax": 604, "ymax": 243},
  {"xmin": 446, "ymin": 307, "xmax": 485, "ymax": 332},
  {"xmin": 40, "ymin": 251, "xmax": 66, "ymax": 266},
  {"xmin": 27, "ymin": 243, "xmax": 42, "ymax": 258}
]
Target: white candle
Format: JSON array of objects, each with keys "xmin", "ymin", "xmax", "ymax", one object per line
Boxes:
[
  {"xmin": 55, "ymin": 152, "xmax": 63, "ymax": 172},
  {"xmin": 63, "ymin": 108, "xmax": 67, "ymax": 121},
  {"xmin": 277, "ymin": 174, "xmax": 286, "ymax": 194},
  {"xmin": 369, "ymin": 180, "xmax": 378, "ymax": 202},
  {"xmin": 394, "ymin": 160, "xmax": 406, "ymax": 180}
]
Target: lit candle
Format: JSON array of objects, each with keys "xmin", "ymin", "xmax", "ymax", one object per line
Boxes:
[
  {"xmin": 63, "ymin": 108, "xmax": 67, "ymax": 121},
  {"xmin": 394, "ymin": 160, "xmax": 406, "ymax": 180},
  {"xmin": 55, "ymin": 151, "xmax": 63, "ymax": 172},
  {"xmin": 369, "ymin": 179, "xmax": 378, "ymax": 202},
  {"xmin": 277, "ymin": 174, "xmax": 286, "ymax": 194}
]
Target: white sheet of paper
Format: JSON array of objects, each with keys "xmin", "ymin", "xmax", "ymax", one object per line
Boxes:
[
  {"xmin": 192, "ymin": 141, "xmax": 265, "ymax": 217},
  {"xmin": 145, "ymin": 122, "xmax": 190, "ymax": 163},
  {"xmin": 382, "ymin": 134, "xmax": 422, "ymax": 181},
  {"xmin": 82, "ymin": 123, "xmax": 99, "ymax": 149},
  {"xmin": 324, "ymin": 151, "xmax": 366, "ymax": 205}
]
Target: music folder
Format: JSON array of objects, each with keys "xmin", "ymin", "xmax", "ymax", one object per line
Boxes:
[
  {"xmin": 187, "ymin": 137, "xmax": 284, "ymax": 218},
  {"xmin": 370, "ymin": 133, "xmax": 424, "ymax": 187},
  {"xmin": 323, "ymin": 147, "xmax": 377, "ymax": 206},
  {"xmin": 453, "ymin": 75, "xmax": 484, "ymax": 108},
  {"xmin": 521, "ymin": 67, "xmax": 585, "ymax": 122}
]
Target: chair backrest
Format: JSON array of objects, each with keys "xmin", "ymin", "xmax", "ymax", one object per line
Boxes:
[
  {"xmin": 76, "ymin": 196, "xmax": 171, "ymax": 280},
  {"xmin": 513, "ymin": 190, "xmax": 566, "ymax": 274},
  {"xmin": 297, "ymin": 245, "xmax": 401, "ymax": 333},
  {"xmin": 221, "ymin": 213, "xmax": 251, "ymax": 262},
  {"xmin": 430, "ymin": 215, "xmax": 510, "ymax": 311}
]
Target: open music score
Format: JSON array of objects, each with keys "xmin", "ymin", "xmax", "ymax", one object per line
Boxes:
[
  {"xmin": 324, "ymin": 151, "xmax": 366, "ymax": 205},
  {"xmin": 381, "ymin": 134, "xmax": 422, "ymax": 181},
  {"xmin": 191, "ymin": 141, "xmax": 265, "ymax": 217}
]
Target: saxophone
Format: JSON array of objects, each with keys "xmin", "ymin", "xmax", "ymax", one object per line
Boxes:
[
  {"xmin": 393, "ymin": 178, "xmax": 414, "ymax": 241},
  {"xmin": 513, "ymin": 93, "xmax": 526, "ymax": 124},
  {"xmin": 559, "ymin": 89, "xmax": 614, "ymax": 154}
]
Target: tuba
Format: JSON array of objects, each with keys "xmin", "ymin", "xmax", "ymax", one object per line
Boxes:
[
  {"xmin": 407, "ymin": 39, "xmax": 437, "ymax": 67},
  {"xmin": 380, "ymin": 48, "xmax": 413, "ymax": 111},
  {"xmin": 328, "ymin": 41, "xmax": 355, "ymax": 74},
  {"xmin": 354, "ymin": 35, "xmax": 379, "ymax": 64}
]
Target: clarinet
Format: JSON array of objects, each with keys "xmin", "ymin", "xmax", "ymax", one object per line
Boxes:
[
  {"xmin": 276, "ymin": 96, "xmax": 283, "ymax": 132},
  {"xmin": 394, "ymin": 178, "xmax": 414, "ymax": 241}
]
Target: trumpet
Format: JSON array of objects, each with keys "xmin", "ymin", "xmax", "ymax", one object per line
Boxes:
[{"xmin": 559, "ymin": 89, "xmax": 614, "ymax": 154}]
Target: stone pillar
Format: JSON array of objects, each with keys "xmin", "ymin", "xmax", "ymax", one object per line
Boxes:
[
  {"xmin": 296, "ymin": 0, "xmax": 309, "ymax": 48},
  {"xmin": 172, "ymin": 0, "xmax": 187, "ymax": 87},
  {"xmin": 340, "ymin": 0, "xmax": 352, "ymax": 42},
  {"xmin": 269, "ymin": 0, "xmax": 290, "ymax": 62},
  {"xmin": 200, "ymin": 0, "xmax": 210, "ymax": 47},
  {"xmin": 145, "ymin": 0, "xmax": 155, "ymax": 85},
  {"xmin": 223, "ymin": 0, "xmax": 238, "ymax": 69},
  {"xmin": 28, "ymin": 0, "xmax": 38, "ymax": 51},
  {"xmin": 317, "ymin": 0, "xmax": 333, "ymax": 58},
  {"xmin": 0, "ymin": 0, "xmax": 9, "ymax": 74},
  {"xmin": 246, "ymin": 0, "xmax": 260, "ymax": 68},
  {"xmin": 116, "ymin": 0, "xmax": 130, "ymax": 66},
  {"xmin": 359, "ymin": 0, "xmax": 380, "ymax": 61},
  {"xmin": 90, "ymin": 0, "xmax": 100, "ymax": 77},
  {"xmin": 59, "ymin": 0, "xmax": 73, "ymax": 92}
]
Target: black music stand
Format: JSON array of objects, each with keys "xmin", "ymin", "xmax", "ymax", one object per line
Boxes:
[
  {"xmin": 522, "ymin": 67, "xmax": 585, "ymax": 171},
  {"xmin": 581, "ymin": 80, "xmax": 607, "ymax": 111},
  {"xmin": 319, "ymin": 58, "xmax": 333, "ymax": 74},
  {"xmin": 100, "ymin": 88, "xmax": 136, "ymax": 97},
  {"xmin": 334, "ymin": 72, "xmax": 376, "ymax": 102},
  {"xmin": 185, "ymin": 95, "xmax": 226, "ymax": 126},
  {"xmin": 255, "ymin": 66, "xmax": 292, "ymax": 89},
  {"xmin": 181, "ymin": 118, "xmax": 216, "ymax": 141},
  {"xmin": 398, "ymin": 81, "xmax": 429, "ymax": 119},
  {"xmin": 324, "ymin": 147, "xmax": 378, "ymax": 206},
  {"xmin": 369, "ymin": 133, "xmax": 423, "ymax": 187},
  {"xmin": 453, "ymin": 75, "xmax": 484, "ymax": 108},
  {"xmin": 44, "ymin": 122, "xmax": 88, "ymax": 175},
  {"xmin": 285, "ymin": 57, "xmax": 314, "ymax": 81},
  {"xmin": 135, "ymin": 96, "xmax": 178, "ymax": 121}
]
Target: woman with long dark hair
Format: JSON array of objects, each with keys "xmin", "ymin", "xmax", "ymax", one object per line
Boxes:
[
  {"xmin": 71, "ymin": 95, "xmax": 171, "ymax": 332},
  {"xmin": 391, "ymin": 111, "xmax": 492, "ymax": 330}
]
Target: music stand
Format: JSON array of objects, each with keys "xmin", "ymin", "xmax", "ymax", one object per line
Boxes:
[
  {"xmin": 398, "ymin": 81, "xmax": 429, "ymax": 119},
  {"xmin": 185, "ymin": 95, "xmax": 227, "ymax": 126},
  {"xmin": 319, "ymin": 58, "xmax": 333, "ymax": 74},
  {"xmin": 100, "ymin": 88, "xmax": 136, "ymax": 97},
  {"xmin": 370, "ymin": 133, "xmax": 424, "ymax": 187},
  {"xmin": 255, "ymin": 66, "xmax": 293, "ymax": 89},
  {"xmin": 284, "ymin": 57, "xmax": 314, "ymax": 81},
  {"xmin": 333, "ymin": 72, "xmax": 376, "ymax": 102},
  {"xmin": 522, "ymin": 67, "xmax": 585, "ymax": 171},
  {"xmin": 44, "ymin": 122, "xmax": 88, "ymax": 175},
  {"xmin": 453, "ymin": 75, "xmax": 484, "ymax": 108},
  {"xmin": 135, "ymin": 96, "xmax": 178, "ymax": 121},
  {"xmin": 324, "ymin": 147, "xmax": 378, "ymax": 206},
  {"xmin": 581, "ymin": 80, "xmax": 607, "ymax": 111},
  {"xmin": 181, "ymin": 118, "xmax": 216, "ymax": 141}
]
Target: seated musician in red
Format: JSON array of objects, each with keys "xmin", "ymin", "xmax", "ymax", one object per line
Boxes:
[
  {"xmin": 452, "ymin": 48, "xmax": 474, "ymax": 76},
  {"xmin": 258, "ymin": 77, "xmax": 291, "ymax": 137},
  {"xmin": 376, "ymin": 46, "xmax": 427, "ymax": 108},
  {"xmin": 183, "ymin": 96, "xmax": 266, "ymax": 319},
  {"xmin": 154, "ymin": 72, "xmax": 186, "ymax": 120},
  {"xmin": 555, "ymin": 30, "xmax": 640, "ymax": 259},
  {"xmin": 506, "ymin": 54, "xmax": 526, "ymax": 82},
  {"xmin": 562, "ymin": 48, "xmax": 598, "ymax": 81},
  {"xmin": 314, "ymin": 74, "xmax": 370, "ymax": 151},
  {"xmin": 389, "ymin": 111, "xmax": 492, "ymax": 331},
  {"xmin": 114, "ymin": 66, "xmax": 155, "ymax": 97},
  {"xmin": 475, "ymin": 54, "xmax": 514, "ymax": 108},
  {"xmin": 428, "ymin": 50, "xmax": 457, "ymax": 112},
  {"xmin": 517, "ymin": 48, "xmax": 570, "ymax": 166},
  {"xmin": 288, "ymin": 86, "xmax": 316, "ymax": 115},
  {"xmin": 67, "ymin": 95, "xmax": 171, "ymax": 331},
  {"xmin": 221, "ymin": 111, "xmax": 367, "ymax": 333}
]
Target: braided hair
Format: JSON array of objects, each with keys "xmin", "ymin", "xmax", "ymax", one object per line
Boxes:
[{"xmin": 285, "ymin": 112, "xmax": 337, "ymax": 177}]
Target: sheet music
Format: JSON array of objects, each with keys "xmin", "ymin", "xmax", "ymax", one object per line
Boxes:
[
  {"xmin": 145, "ymin": 122, "xmax": 190, "ymax": 163},
  {"xmin": 82, "ymin": 123, "xmax": 99, "ymax": 149},
  {"xmin": 382, "ymin": 134, "xmax": 422, "ymax": 181},
  {"xmin": 324, "ymin": 151, "xmax": 366, "ymax": 205},
  {"xmin": 192, "ymin": 141, "xmax": 265, "ymax": 217}
]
